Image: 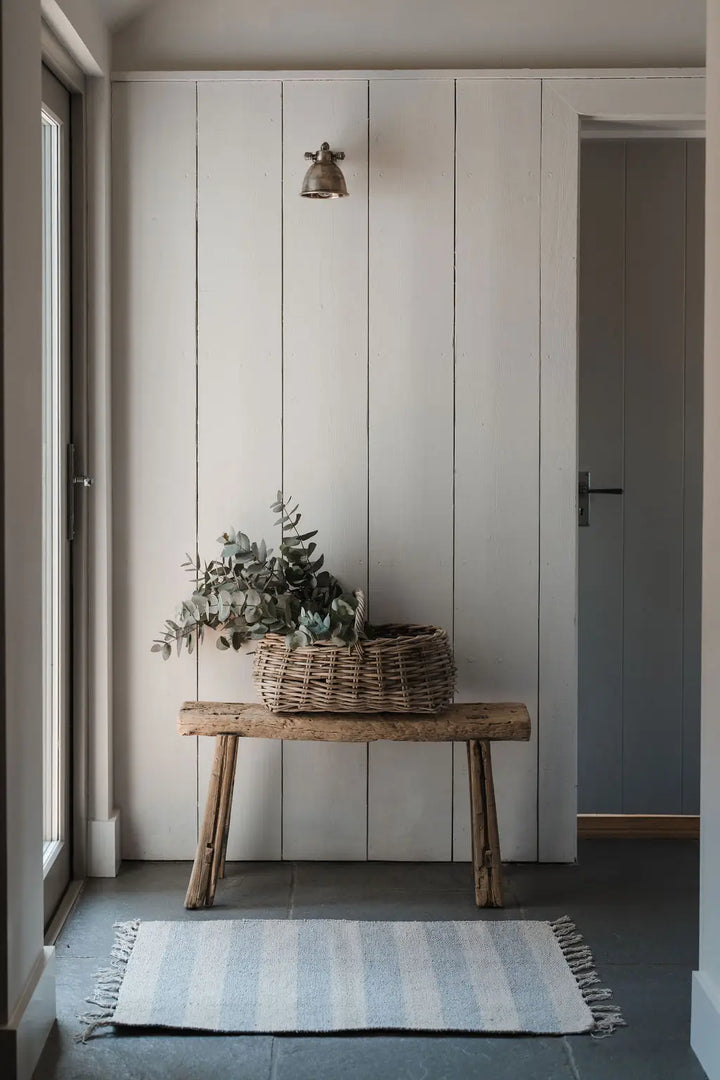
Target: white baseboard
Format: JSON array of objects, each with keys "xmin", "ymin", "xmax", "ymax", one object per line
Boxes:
[
  {"xmin": 692, "ymin": 970, "xmax": 720, "ymax": 1079},
  {"xmin": 0, "ymin": 946, "xmax": 55, "ymax": 1080},
  {"xmin": 87, "ymin": 809, "xmax": 121, "ymax": 877}
]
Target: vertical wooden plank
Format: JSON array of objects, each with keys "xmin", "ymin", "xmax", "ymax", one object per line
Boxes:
[
  {"xmin": 112, "ymin": 82, "xmax": 198, "ymax": 858},
  {"xmin": 282, "ymin": 79, "xmax": 369, "ymax": 860},
  {"xmin": 577, "ymin": 141, "xmax": 626, "ymax": 814},
  {"xmin": 453, "ymin": 80, "xmax": 541, "ymax": 863},
  {"xmin": 196, "ymin": 81, "xmax": 283, "ymax": 859},
  {"xmin": 538, "ymin": 84, "xmax": 580, "ymax": 861},
  {"xmin": 623, "ymin": 140, "xmax": 685, "ymax": 813},
  {"xmin": 282, "ymin": 743, "xmax": 368, "ymax": 861},
  {"xmin": 683, "ymin": 139, "xmax": 705, "ymax": 814},
  {"xmin": 367, "ymin": 79, "xmax": 454, "ymax": 861}
]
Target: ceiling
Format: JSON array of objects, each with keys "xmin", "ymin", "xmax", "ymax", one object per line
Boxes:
[
  {"xmin": 102, "ymin": 0, "xmax": 706, "ymax": 70},
  {"xmin": 97, "ymin": 0, "xmax": 152, "ymax": 28}
]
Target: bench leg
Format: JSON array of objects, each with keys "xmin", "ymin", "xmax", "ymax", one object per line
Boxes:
[
  {"xmin": 467, "ymin": 739, "xmax": 504, "ymax": 908},
  {"xmin": 213, "ymin": 735, "xmax": 238, "ymax": 887},
  {"xmin": 185, "ymin": 735, "xmax": 238, "ymax": 909}
]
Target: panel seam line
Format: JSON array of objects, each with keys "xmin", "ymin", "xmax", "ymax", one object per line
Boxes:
[
  {"xmin": 366, "ymin": 77, "xmax": 371, "ymax": 862},
  {"xmin": 194, "ymin": 80, "xmax": 200, "ymax": 840},
  {"xmin": 280, "ymin": 80, "xmax": 285, "ymax": 861},
  {"xmin": 536, "ymin": 78, "xmax": 544, "ymax": 862},
  {"xmin": 450, "ymin": 77, "xmax": 458, "ymax": 862}
]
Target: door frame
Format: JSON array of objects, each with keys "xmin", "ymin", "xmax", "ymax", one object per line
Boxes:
[
  {"xmin": 69, "ymin": 77, "xmax": 90, "ymax": 884},
  {"xmin": 538, "ymin": 75, "xmax": 706, "ymax": 860},
  {"xmin": 41, "ymin": 41, "xmax": 90, "ymax": 897},
  {"xmin": 44, "ymin": 17, "xmax": 118, "ymax": 882}
]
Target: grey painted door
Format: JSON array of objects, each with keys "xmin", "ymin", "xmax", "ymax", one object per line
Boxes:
[{"xmin": 578, "ymin": 139, "xmax": 704, "ymax": 815}]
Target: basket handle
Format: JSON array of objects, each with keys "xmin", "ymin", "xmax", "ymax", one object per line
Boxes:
[{"xmin": 353, "ymin": 589, "xmax": 366, "ymax": 638}]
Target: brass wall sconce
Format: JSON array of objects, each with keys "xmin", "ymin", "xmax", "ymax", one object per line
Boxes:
[{"xmin": 300, "ymin": 142, "xmax": 349, "ymax": 199}]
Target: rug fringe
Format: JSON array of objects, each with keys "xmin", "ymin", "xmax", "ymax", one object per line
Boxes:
[
  {"xmin": 75, "ymin": 919, "xmax": 140, "ymax": 1043},
  {"xmin": 550, "ymin": 916, "xmax": 627, "ymax": 1038}
]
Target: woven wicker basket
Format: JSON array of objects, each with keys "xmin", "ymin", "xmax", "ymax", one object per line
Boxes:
[{"xmin": 252, "ymin": 590, "xmax": 455, "ymax": 714}]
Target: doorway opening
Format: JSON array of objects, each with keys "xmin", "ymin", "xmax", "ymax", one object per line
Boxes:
[{"xmin": 577, "ymin": 124, "xmax": 704, "ymax": 833}]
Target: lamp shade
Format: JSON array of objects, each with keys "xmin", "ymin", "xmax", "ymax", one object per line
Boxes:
[{"xmin": 301, "ymin": 142, "xmax": 349, "ymax": 199}]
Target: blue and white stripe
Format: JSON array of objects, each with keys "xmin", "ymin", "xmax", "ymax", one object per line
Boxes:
[{"xmin": 108, "ymin": 918, "xmax": 596, "ymax": 1035}]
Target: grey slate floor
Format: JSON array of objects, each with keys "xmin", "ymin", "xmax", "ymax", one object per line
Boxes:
[{"xmin": 35, "ymin": 840, "xmax": 706, "ymax": 1080}]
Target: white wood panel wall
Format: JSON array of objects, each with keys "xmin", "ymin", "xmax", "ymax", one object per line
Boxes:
[
  {"xmin": 538, "ymin": 85, "xmax": 580, "ymax": 862},
  {"xmin": 367, "ymin": 80, "xmax": 455, "ymax": 860},
  {"xmin": 281, "ymin": 80, "xmax": 370, "ymax": 860},
  {"xmin": 112, "ymin": 75, "xmax": 550, "ymax": 862},
  {"xmin": 112, "ymin": 81, "xmax": 198, "ymax": 858},
  {"xmin": 197, "ymin": 81, "xmax": 283, "ymax": 859},
  {"xmin": 453, "ymin": 80, "xmax": 541, "ymax": 862}
]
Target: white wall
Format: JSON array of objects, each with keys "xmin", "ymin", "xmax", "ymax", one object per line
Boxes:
[
  {"xmin": 112, "ymin": 74, "xmax": 542, "ymax": 864},
  {"xmin": 1, "ymin": 0, "xmax": 45, "ymax": 1032},
  {"xmin": 110, "ymin": 0, "xmax": 706, "ymax": 72},
  {"xmin": 691, "ymin": 3, "xmax": 720, "ymax": 1076},
  {"xmin": 0, "ymin": 2, "xmax": 60, "ymax": 1076}
]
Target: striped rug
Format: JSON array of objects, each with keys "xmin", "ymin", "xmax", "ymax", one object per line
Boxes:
[{"xmin": 79, "ymin": 917, "xmax": 624, "ymax": 1039}]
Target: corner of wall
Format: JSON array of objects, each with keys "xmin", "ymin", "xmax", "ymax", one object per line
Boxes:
[
  {"xmin": 0, "ymin": 948, "xmax": 55, "ymax": 1080},
  {"xmin": 695, "ymin": 4, "xmax": 720, "ymax": 1077},
  {"xmin": 41, "ymin": 0, "xmax": 110, "ymax": 76},
  {"xmin": 692, "ymin": 971, "xmax": 720, "ymax": 1079}
]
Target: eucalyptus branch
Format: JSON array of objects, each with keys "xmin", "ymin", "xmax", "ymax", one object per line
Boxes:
[{"xmin": 152, "ymin": 492, "xmax": 359, "ymax": 658}]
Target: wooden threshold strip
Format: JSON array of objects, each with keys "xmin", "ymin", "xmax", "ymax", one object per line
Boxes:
[{"xmin": 578, "ymin": 814, "xmax": 700, "ymax": 840}]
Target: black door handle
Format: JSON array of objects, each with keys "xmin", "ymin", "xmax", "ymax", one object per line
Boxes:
[{"xmin": 578, "ymin": 471, "xmax": 623, "ymax": 526}]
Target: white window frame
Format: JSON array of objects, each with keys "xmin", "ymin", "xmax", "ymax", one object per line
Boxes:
[
  {"xmin": 41, "ymin": 66, "xmax": 73, "ymax": 921},
  {"xmin": 41, "ymin": 38, "xmax": 92, "ymax": 924}
]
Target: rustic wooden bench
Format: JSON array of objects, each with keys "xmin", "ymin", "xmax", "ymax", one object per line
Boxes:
[{"xmin": 178, "ymin": 701, "xmax": 531, "ymax": 911}]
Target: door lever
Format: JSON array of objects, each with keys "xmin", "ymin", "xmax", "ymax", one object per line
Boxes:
[
  {"xmin": 578, "ymin": 470, "xmax": 623, "ymax": 527},
  {"xmin": 67, "ymin": 444, "xmax": 94, "ymax": 541}
]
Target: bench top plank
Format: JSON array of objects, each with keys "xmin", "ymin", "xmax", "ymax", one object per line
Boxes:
[{"xmin": 178, "ymin": 701, "xmax": 531, "ymax": 742}]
